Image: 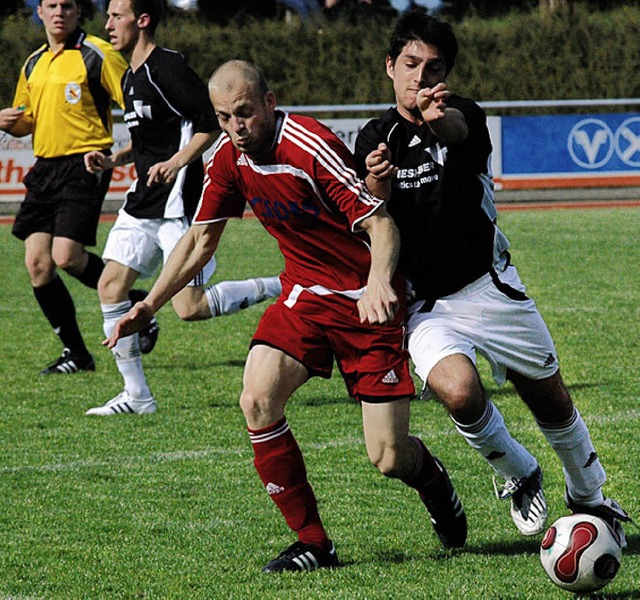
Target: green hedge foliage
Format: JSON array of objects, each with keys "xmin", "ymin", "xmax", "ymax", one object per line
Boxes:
[{"xmin": 1, "ymin": 5, "xmax": 639, "ymax": 114}]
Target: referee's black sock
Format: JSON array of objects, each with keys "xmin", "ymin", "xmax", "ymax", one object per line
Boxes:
[
  {"xmin": 74, "ymin": 251, "xmax": 104, "ymax": 289},
  {"xmin": 33, "ymin": 275, "xmax": 90, "ymax": 358}
]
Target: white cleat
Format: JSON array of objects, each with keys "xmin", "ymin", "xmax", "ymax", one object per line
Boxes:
[
  {"xmin": 86, "ymin": 391, "xmax": 156, "ymax": 416},
  {"xmin": 495, "ymin": 466, "xmax": 548, "ymax": 536}
]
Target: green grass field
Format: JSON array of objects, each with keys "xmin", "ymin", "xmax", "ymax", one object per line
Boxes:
[{"xmin": 0, "ymin": 207, "xmax": 638, "ymax": 599}]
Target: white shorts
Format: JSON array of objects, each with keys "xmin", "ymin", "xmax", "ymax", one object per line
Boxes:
[
  {"xmin": 102, "ymin": 209, "xmax": 216, "ymax": 286},
  {"xmin": 407, "ymin": 265, "xmax": 559, "ymax": 389}
]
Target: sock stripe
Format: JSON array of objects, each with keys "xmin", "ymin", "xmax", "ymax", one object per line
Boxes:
[
  {"xmin": 536, "ymin": 407, "xmax": 578, "ymax": 431},
  {"xmin": 453, "ymin": 400, "xmax": 494, "ymax": 434},
  {"xmin": 248, "ymin": 420, "xmax": 290, "ymax": 444}
]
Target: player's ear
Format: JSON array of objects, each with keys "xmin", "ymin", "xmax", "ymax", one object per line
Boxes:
[
  {"xmin": 138, "ymin": 12, "xmax": 151, "ymax": 29},
  {"xmin": 265, "ymin": 91, "xmax": 277, "ymax": 112},
  {"xmin": 386, "ymin": 55, "xmax": 395, "ymax": 80}
]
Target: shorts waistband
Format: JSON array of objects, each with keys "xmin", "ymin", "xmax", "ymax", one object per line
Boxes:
[{"xmin": 442, "ymin": 271, "xmax": 494, "ymax": 300}]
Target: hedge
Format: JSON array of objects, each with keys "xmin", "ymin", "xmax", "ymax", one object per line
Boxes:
[{"xmin": 1, "ymin": 5, "xmax": 639, "ymax": 113}]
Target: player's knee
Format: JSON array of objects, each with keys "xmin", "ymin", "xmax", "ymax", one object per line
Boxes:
[
  {"xmin": 172, "ymin": 292, "xmax": 208, "ymax": 322},
  {"xmin": 51, "ymin": 248, "xmax": 82, "ymax": 275},
  {"xmin": 173, "ymin": 303, "xmax": 202, "ymax": 322},
  {"xmin": 239, "ymin": 390, "xmax": 279, "ymax": 427},
  {"xmin": 25, "ymin": 253, "xmax": 55, "ymax": 284},
  {"xmin": 97, "ymin": 273, "xmax": 127, "ymax": 304},
  {"xmin": 369, "ymin": 445, "xmax": 403, "ymax": 479},
  {"xmin": 430, "ymin": 374, "xmax": 481, "ymax": 419}
]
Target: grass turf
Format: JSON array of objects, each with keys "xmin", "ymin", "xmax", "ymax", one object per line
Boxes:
[{"xmin": 0, "ymin": 207, "xmax": 638, "ymax": 599}]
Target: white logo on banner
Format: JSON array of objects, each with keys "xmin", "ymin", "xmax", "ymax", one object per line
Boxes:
[
  {"xmin": 615, "ymin": 117, "xmax": 640, "ymax": 167},
  {"xmin": 568, "ymin": 117, "xmax": 640, "ymax": 169},
  {"xmin": 567, "ymin": 119, "xmax": 614, "ymax": 169}
]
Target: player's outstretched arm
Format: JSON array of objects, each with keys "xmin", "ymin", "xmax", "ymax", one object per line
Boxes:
[
  {"xmin": 417, "ymin": 82, "xmax": 467, "ymax": 145},
  {"xmin": 356, "ymin": 206, "xmax": 401, "ymax": 326},
  {"xmin": 104, "ymin": 220, "xmax": 226, "ymax": 348},
  {"xmin": 147, "ymin": 131, "xmax": 216, "ymax": 186}
]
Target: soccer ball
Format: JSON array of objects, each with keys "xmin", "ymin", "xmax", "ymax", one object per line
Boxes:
[{"xmin": 540, "ymin": 514, "xmax": 622, "ymax": 593}]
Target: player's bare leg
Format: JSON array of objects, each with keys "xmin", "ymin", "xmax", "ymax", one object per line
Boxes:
[
  {"xmin": 509, "ymin": 369, "xmax": 631, "ymax": 546},
  {"xmin": 430, "ymin": 354, "xmax": 546, "ymax": 535},
  {"xmin": 26, "ymin": 232, "xmax": 95, "ymax": 374},
  {"xmin": 362, "ymin": 397, "xmax": 467, "ymax": 548},
  {"xmin": 86, "ymin": 261, "xmax": 155, "ymax": 416},
  {"xmin": 241, "ymin": 345, "xmax": 337, "ymax": 572}
]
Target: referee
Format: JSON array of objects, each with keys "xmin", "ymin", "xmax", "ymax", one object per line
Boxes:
[{"xmin": 1, "ymin": 0, "xmax": 130, "ymax": 374}]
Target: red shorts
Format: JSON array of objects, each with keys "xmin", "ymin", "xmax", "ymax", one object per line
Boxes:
[{"xmin": 251, "ymin": 286, "xmax": 415, "ymax": 403}]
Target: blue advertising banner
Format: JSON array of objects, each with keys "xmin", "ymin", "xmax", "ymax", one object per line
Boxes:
[{"xmin": 501, "ymin": 112, "xmax": 640, "ymax": 175}]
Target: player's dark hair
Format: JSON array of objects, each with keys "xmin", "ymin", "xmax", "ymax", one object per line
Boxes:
[
  {"xmin": 131, "ymin": 0, "xmax": 164, "ymax": 34},
  {"xmin": 387, "ymin": 7, "xmax": 458, "ymax": 75}
]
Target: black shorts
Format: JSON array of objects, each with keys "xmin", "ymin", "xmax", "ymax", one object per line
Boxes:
[{"xmin": 12, "ymin": 154, "xmax": 112, "ymax": 246}]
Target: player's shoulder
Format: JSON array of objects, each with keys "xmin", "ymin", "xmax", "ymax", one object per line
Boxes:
[
  {"xmin": 83, "ymin": 33, "xmax": 114, "ymax": 54},
  {"xmin": 362, "ymin": 107, "xmax": 400, "ymax": 134},
  {"xmin": 285, "ymin": 112, "xmax": 330, "ymax": 135},
  {"xmin": 23, "ymin": 44, "xmax": 48, "ymax": 73},
  {"xmin": 283, "ymin": 112, "xmax": 349, "ymax": 154},
  {"xmin": 447, "ymin": 93, "xmax": 485, "ymax": 116},
  {"xmin": 150, "ymin": 47, "xmax": 188, "ymax": 68}
]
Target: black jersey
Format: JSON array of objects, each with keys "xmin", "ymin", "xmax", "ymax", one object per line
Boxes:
[
  {"xmin": 121, "ymin": 47, "xmax": 217, "ymax": 219},
  {"xmin": 355, "ymin": 95, "xmax": 509, "ymax": 303}
]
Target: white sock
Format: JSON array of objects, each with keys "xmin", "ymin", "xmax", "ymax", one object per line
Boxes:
[
  {"xmin": 452, "ymin": 401, "xmax": 538, "ymax": 481},
  {"xmin": 205, "ymin": 276, "xmax": 281, "ymax": 317},
  {"xmin": 538, "ymin": 408, "xmax": 605, "ymax": 506},
  {"xmin": 102, "ymin": 301, "xmax": 152, "ymax": 400}
]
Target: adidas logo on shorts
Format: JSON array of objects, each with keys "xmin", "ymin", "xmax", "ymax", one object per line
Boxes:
[{"xmin": 381, "ymin": 369, "xmax": 399, "ymax": 384}]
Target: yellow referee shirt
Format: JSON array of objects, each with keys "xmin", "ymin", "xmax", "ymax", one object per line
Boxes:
[{"xmin": 12, "ymin": 28, "xmax": 127, "ymax": 159}]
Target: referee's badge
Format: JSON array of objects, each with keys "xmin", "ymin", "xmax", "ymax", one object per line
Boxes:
[{"xmin": 65, "ymin": 82, "xmax": 82, "ymax": 105}]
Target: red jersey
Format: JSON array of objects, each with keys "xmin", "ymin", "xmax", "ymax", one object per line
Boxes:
[{"xmin": 194, "ymin": 111, "xmax": 383, "ymax": 296}]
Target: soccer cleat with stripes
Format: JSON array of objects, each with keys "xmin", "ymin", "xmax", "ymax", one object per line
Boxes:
[
  {"xmin": 85, "ymin": 391, "xmax": 156, "ymax": 416},
  {"xmin": 39, "ymin": 348, "xmax": 95, "ymax": 375},
  {"xmin": 566, "ymin": 493, "xmax": 633, "ymax": 549},
  {"xmin": 262, "ymin": 540, "xmax": 338, "ymax": 573},
  {"xmin": 495, "ymin": 465, "xmax": 548, "ymax": 536},
  {"xmin": 419, "ymin": 457, "xmax": 467, "ymax": 549}
]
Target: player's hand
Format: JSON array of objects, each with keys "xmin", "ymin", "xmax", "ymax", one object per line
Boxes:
[
  {"xmin": 417, "ymin": 82, "xmax": 450, "ymax": 123},
  {"xmin": 357, "ymin": 277, "xmax": 399, "ymax": 325},
  {"xmin": 102, "ymin": 301, "xmax": 154, "ymax": 349},
  {"xmin": 366, "ymin": 143, "xmax": 397, "ymax": 182},
  {"xmin": 147, "ymin": 159, "xmax": 179, "ymax": 186},
  {"xmin": 84, "ymin": 150, "xmax": 109, "ymax": 174},
  {"xmin": 0, "ymin": 106, "xmax": 26, "ymax": 131}
]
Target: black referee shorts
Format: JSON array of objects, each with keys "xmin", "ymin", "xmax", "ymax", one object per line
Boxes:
[{"xmin": 12, "ymin": 153, "xmax": 112, "ymax": 246}]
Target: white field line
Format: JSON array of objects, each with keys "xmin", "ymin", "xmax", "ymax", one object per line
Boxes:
[{"xmin": 2, "ymin": 408, "xmax": 639, "ymax": 475}]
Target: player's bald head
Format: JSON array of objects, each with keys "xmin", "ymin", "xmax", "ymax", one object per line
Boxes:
[{"xmin": 209, "ymin": 60, "xmax": 269, "ymax": 99}]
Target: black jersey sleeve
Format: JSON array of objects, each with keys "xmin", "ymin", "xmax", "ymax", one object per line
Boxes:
[
  {"xmin": 447, "ymin": 95, "xmax": 492, "ymax": 175},
  {"xmin": 152, "ymin": 50, "xmax": 218, "ymax": 134},
  {"xmin": 354, "ymin": 109, "xmax": 398, "ymax": 180}
]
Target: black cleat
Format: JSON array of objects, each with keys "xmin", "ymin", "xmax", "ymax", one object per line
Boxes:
[
  {"xmin": 129, "ymin": 289, "xmax": 160, "ymax": 354},
  {"xmin": 39, "ymin": 348, "xmax": 95, "ymax": 375},
  {"xmin": 419, "ymin": 457, "xmax": 467, "ymax": 549},
  {"xmin": 566, "ymin": 492, "xmax": 632, "ymax": 549},
  {"xmin": 138, "ymin": 317, "xmax": 159, "ymax": 354},
  {"xmin": 262, "ymin": 540, "xmax": 339, "ymax": 573}
]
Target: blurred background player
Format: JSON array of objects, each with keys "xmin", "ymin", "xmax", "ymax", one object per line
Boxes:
[
  {"xmin": 0, "ymin": 0, "xmax": 164, "ymax": 374},
  {"xmin": 84, "ymin": 0, "xmax": 280, "ymax": 415},
  {"xmin": 104, "ymin": 59, "xmax": 467, "ymax": 570},
  {"xmin": 355, "ymin": 7, "xmax": 631, "ymax": 545}
]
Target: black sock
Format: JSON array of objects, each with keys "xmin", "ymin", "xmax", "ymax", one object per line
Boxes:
[
  {"xmin": 33, "ymin": 276, "xmax": 89, "ymax": 357},
  {"xmin": 128, "ymin": 288, "xmax": 148, "ymax": 304},
  {"xmin": 74, "ymin": 252, "xmax": 104, "ymax": 289},
  {"xmin": 400, "ymin": 437, "xmax": 439, "ymax": 491}
]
